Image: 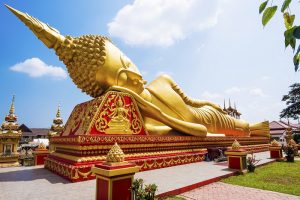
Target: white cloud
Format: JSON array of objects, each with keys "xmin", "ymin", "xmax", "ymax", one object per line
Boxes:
[
  {"xmin": 261, "ymin": 75, "xmax": 270, "ymax": 81},
  {"xmin": 224, "ymin": 86, "xmax": 242, "ymax": 94},
  {"xmin": 201, "ymin": 91, "xmax": 222, "ymax": 100},
  {"xmin": 108, "ymin": 0, "xmax": 223, "ymax": 47},
  {"xmin": 249, "ymin": 88, "xmax": 267, "ymax": 97},
  {"xmin": 10, "ymin": 58, "xmax": 67, "ymax": 79},
  {"xmin": 155, "ymin": 71, "xmax": 173, "ymax": 77}
]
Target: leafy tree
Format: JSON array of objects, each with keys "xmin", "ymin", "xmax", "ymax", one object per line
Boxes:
[
  {"xmin": 280, "ymin": 83, "xmax": 300, "ymax": 119},
  {"xmin": 259, "ymin": 0, "xmax": 300, "ymax": 71}
]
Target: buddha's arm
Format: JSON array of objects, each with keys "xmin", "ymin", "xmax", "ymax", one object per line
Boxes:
[
  {"xmin": 162, "ymin": 75, "xmax": 226, "ymax": 113},
  {"xmin": 109, "ymin": 86, "xmax": 207, "ymax": 136}
]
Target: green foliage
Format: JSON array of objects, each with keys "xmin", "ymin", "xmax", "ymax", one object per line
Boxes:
[
  {"xmin": 281, "ymin": 0, "xmax": 292, "ymax": 13},
  {"xmin": 284, "ymin": 26, "xmax": 297, "ymax": 50},
  {"xmin": 293, "ymin": 46, "xmax": 300, "ymax": 71},
  {"xmin": 293, "ymin": 133, "xmax": 300, "ymax": 144},
  {"xmin": 222, "ymin": 161, "xmax": 300, "ymax": 196},
  {"xmin": 259, "ymin": 0, "xmax": 300, "ymax": 71},
  {"xmin": 259, "ymin": 1, "xmax": 268, "ymax": 14},
  {"xmin": 283, "ymin": 12, "xmax": 295, "ymax": 29},
  {"xmin": 280, "ymin": 83, "xmax": 300, "ymax": 120},
  {"xmin": 293, "ymin": 26, "xmax": 300, "ymax": 39},
  {"xmin": 159, "ymin": 197, "xmax": 186, "ymax": 200},
  {"xmin": 262, "ymin": 6, "xmax": 277, "ymax": 26},
  {"xmin": 131, "ymin": 178, "xmax": 158, "ymax": 200}
]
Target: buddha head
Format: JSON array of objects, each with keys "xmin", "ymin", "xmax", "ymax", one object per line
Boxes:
[{"xmin": 6, "ymin": 5, "xmax": 147, "ymax": 98}]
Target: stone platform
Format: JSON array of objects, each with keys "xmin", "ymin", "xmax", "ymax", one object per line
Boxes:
[{"xmin": 1, "ymin": 152, "xmax": 299, "ymax": 200}]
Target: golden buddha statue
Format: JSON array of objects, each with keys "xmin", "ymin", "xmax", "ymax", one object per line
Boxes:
[{"xmin": 6, "ymin": 5, "xmax": 270, "ymax": 137}]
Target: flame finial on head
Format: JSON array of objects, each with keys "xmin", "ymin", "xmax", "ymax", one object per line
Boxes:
[{"xmin": 5, "ymin": 4, "xmax": 65, "ymax": 49}]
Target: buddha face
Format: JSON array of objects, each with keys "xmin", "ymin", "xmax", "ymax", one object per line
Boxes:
[
  {"xmin": 116, "ymin": 69, "xmax": 146, "ymax": 94},
  {"xmin": 95, "ymin": 39, "xmax": 146, "ymax": 94}
]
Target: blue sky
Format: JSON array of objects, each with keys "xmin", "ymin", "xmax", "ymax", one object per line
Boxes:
[{"xmin": 0, "ymin": 0, "xmax": 299, "ymax": 128}]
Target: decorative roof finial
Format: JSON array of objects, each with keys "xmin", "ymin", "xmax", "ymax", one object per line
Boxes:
[
  {"xmin": 56, "ymin": 104, "xmax": 61, "ymax": 118},
  {"xmin": 49, "ymin": 104, "xmax": 64, "ymax": 136},
  {"xmin": 229, "ymin": 98, "xmax": 232, "ymax": 108},
  {"xmin": 223, "ymin": 99, "xmax": 226, "ymax": 110},
  {"xmin": 231, "ymin": 139, "xmax": 241, "ymax": 150},
  {"xmin": 9, "ymin": 95, "xmax": 15, "ymax": 115},
  {"xmin": 106, "ymin": 142, "xmax": 125, "ymax": 163},
  {"xmin": 1, "ymin": 95, "xmax": 20, "ymax": 134},
  {"xmin": 270, "ymin": 139, "xmax": 280, "ymax": 146}
]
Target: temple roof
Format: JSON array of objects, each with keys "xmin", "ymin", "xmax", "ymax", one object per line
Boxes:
[
  {"xmin": 19, "ymin": 124, "xmax": 49, "ymax": 136},
  {"xmin": 269, "ymin": 120, "xmax": 300, "ymax": 136},
  {"xmin": 269, "ymin": 120, "xmax": 299, "ymax": 129}
]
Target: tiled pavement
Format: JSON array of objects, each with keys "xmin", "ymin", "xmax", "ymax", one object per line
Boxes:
[
  {"xmin": 0, "ymin": 152, "xmax": 299, "ymax": 200},
  {"xmin": 178, "ymin": 182, "xmax": 300, "ymax": 200},
  {"xmin": 135, "ymin": 151, "xmax": 275, "ymax": 195},
  {"xmin": 0, "ymin": 166, "xmax": 95, "ymax": 200}
]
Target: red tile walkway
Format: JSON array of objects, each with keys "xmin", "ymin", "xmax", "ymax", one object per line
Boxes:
[{"xmin": 179, "ymin": 182, "xmax": 300, "ymax": 200}]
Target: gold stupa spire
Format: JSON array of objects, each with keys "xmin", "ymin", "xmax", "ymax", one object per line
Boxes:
[
  {"xmin": 49, "ymin": 105, "xmax": 64, "ymax": 136},
  {"xmin": 1, "ymin": 95, "xmax": 20, "ymax": 134},
  {"xmin": 9, "ymin": 95, "xmax": 15, "ymax": 115},
  {"xmin": 56, "ymin": 105, "xmax": 61, "ymax": 118}
]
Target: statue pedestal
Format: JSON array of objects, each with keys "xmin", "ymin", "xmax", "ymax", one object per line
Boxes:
[
  {"xmin": 92, "ymin": 162, "xmax": 139, "ymax": 200},
  {"xmin": 225, "ymin": 149, "xmax": 247, "ymax": 171},
  {"xmin": 269, "ymin": 146, "xmax": 282, "ymax": 159},
  {"xmin": 33, "ymin": 149, "xmax": 49, "ymax": 165},
  {"xmin": 44, "ymin": 91, "xmax": 269, "ymax": 182}
]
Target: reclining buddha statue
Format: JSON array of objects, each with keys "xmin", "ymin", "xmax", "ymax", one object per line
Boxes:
[{"xmin": 6, "ymin": 5, "xmax": 270, "ymax": 137}]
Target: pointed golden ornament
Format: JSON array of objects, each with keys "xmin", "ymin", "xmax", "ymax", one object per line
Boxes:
[
  {"xmin": 106, "ymin": 142, "xmax": 125, "ymax": 163},
  {"xmin": 270, "ymin": 139, "xmax": 280, "ymax": 146},
  {"xmin": 231, "ymin": 139, "xmax": 241, "ymax": 150},
  {"xmin": 38, "ymin": 142, "xmax": 46, "ymax": 149}
]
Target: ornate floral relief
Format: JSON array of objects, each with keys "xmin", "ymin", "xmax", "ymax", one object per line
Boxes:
[
  {"xmin": 93, "ymin": 91, "xmax": 144, "ymax": 135},
  {"xmin": 62, "ymin": 97, "xmax": 103, "ymax": 136}
]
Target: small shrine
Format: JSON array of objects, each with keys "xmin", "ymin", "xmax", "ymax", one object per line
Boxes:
[
  {"xmin": 48, "ymin": 105, "xmax": 64, "ymax": 153},
  {"xmin": 33, "ymin": 142, "xmax": 49, "ymax": 165},
  {"xmin": 49, "ymin": 105, "xmax": 64, "ymax": 136},
  {"xmin": 0, "ymin": 96, "xmax": 22, "ymax": 167}
]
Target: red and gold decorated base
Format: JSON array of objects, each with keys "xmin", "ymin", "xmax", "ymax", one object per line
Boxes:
[
  {"xmin": 45, "ymin": 135, "xmax": 269, "ymax": 182},
  {"xmin": 44, "ymin": 90, "xmax": 270, "ymax": 182},
  {"xmin": 33, "ymin": 149, "xmax": 49, "ymax": 165},
  {"xmin": 225, "ymin": 149, "xmax": 247, "ymax": 171},
  {"xmin": 92, "ymin": 162, "xmax": 139, "ymax": 200},
  {"xmin": 0, "ymin": 155, "xmax": 20, "ymax": 168},
  {"xmin": 269, "ymin": 146, "xmax": 282, "ymax": 159}
]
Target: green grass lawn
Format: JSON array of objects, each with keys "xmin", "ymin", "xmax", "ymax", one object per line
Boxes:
[{"xmin": 221, "ymin": 161, "xmax": 300, "ymax": 196}]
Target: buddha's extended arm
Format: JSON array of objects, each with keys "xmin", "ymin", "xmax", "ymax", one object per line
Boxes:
[
  {"xmin": 109, "ymin": 86, "xmax": 207, "ymax": 136},
  {"xmin": 163, "ymin": 75, "xmax": 226, "ymax": 113}
]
